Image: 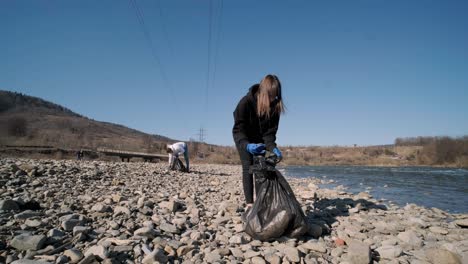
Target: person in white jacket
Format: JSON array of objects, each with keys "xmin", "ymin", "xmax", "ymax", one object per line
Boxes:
[{"xmin": 166, "ymin": 142, "xmax": 190, "ymax": 172}]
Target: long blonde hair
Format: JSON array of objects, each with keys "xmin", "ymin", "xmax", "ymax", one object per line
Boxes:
[{"xmin": 256, "ymin": 74, "xmax": 285, "ymax": 118}]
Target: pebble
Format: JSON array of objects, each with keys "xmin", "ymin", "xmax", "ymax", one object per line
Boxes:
[
  {"xmin": 84, "ymin": 245, "xmax": 108, "ymax": 260},
  {"xmin": 64, "ymin": 248, "xmax": 84, "ymax": 263},
  {"xmin": 0, "ymin": 158, "xmax": 465, "ymax": 264},
  {"xmin": 10, "ymin": 234, "xmax": 46, "ymax": 251}
]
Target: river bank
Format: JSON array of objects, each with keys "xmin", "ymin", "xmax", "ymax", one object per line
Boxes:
[
  {"xmin": 0, "ymin": 158, "xmax": 467, "ymax": 263},
  {"xmin": 281, "ymin": 165, "xmax": 468, "ymax": 214}
]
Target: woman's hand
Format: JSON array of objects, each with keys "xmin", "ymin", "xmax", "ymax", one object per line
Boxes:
[
  {"xmin": 246, "ymin": 143, "xmax": 266, "ymax": 155},
  {"xmin": 273, "ymin": 147, "xmax": 283, "ymax": 161}
]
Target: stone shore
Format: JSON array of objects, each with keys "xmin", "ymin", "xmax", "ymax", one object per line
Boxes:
[{"xmin": 0, "ymin": 158, "xmax": 467, "ymax": 264}]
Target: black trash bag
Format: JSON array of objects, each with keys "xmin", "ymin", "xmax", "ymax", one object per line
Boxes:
[
  {"xmin": 244, "ymin": 156, "xmax": 309, "ymax": 241},
  {"xmin": 170, "ymin": 157, "xmax": 187, "ymax": 172}
]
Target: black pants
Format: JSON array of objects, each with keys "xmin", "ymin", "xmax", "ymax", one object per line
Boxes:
[{"xmin": 236, "ymin": 145, "xmax": 261, "ymax": 204}]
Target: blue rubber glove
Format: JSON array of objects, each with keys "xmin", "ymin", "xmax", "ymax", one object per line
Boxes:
[
  {"xmin": 246, "ymin": 143, "xmax": 266, "ymax": 155},
  {"xmin": 273, "ymin": 147, "xmax": 283, "ymax": 160}
]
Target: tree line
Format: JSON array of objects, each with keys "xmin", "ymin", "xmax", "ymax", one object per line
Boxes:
[{"xmin": 395, "ymin": 136, "xmax": 468, "ymax": 166}]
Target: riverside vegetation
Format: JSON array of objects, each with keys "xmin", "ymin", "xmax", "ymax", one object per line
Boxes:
[{"xmin": 0, "ymin": 158, "xmax": 467, "ymax": 263}]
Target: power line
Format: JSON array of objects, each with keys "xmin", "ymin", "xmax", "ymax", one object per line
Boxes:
[
  {"xmin": 204, "ymin": 0, "xmax": 214, "ymax": 116},
  {"xmin": 155, "ymin": 0, "xmax": 174, "ymax": 57},
  {"xmin": 128, "ymin": 0, "xmax": 178, "ymax": 108},
  {"xmin": 210, "ymin": 0, "xmax": 224, "ymax": 94}
]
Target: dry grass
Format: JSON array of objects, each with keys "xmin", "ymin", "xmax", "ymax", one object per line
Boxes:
[{"xmin": 2, "ymin": 91, "xmax": 467, "ymax": 167}]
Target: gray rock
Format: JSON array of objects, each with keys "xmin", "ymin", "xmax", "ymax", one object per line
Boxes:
[
  {"xmin": 25, "ymin": 219, "xmax": 42, "ymax": 228},
  {"xmin": 229, "ymin": 235, "xmax": 244, "ymax": 245},
  {"xmin": 215, "ymin": 233, "xmax": 229, "ymax": 243},
  {"xmin": 160, "ymin": 223, "xmax": 180, "ymax": 234},
  {"xmin": 134, "ymin": 227, "xmax": 158, "ymax": 238},
  {"xmin": 137, "ymin": 196, "xmax": 146, "ymax": 208},
  {"xmin": 112, "ymin": 246, "xmax": 133, "ymax": 253},
  {"xmin": 6, "ymin": 255, "xmax": 18, "ymax": 264},
  {"xmin": 172, "ymin": 217, "xmax": 187, "ymax": 227},
  {"xmin": 164, "ymin": 245, "xmax": 176, "ymax": 256},
  {"xmin": 142, "ymin": 249, "xmax": 168, "ymax": 263},
  {"xmin": 76, "ymin": 254, "xmax": 96, "ymax": 264},
  {"xmin": 219, "ymin": 201, "xmax": 238, "ymax": 214},
  {"xmin": 213, "ymin": 216, "xmax": 231, "ymax": 226},
  {"xmin": 167, "ymin": 240, "xmax": 182, "ymax": 249},
  {"xmin": 159, "ymin": 200, "xmax": 181, "ymax": 212},
  {"xmin": 190, "ymin": 231, "xmax": 202, "ymax": 240},
  {"xmin": 376, "ymin": 245, "xmax": 403, "ymax": 259},
  {"xmin": 244, "ymin": 250, "xmax": 261, "ymax": 259},
  {"xmin": 234, "ymin": 224, "xmax": 244, "ymax": 233},
  {"xmin": 331, "ymin": 247, "xmax": 344, "ymax": 258},
  {"xmin": 56, "ymin": 255, "xmax": 69, "ymax": 264},
  {"xmin": 64, "ymin": 248, "xmax": 84, "ymax": 263},
  {"xmin": 455, "ymin": 219, "xmax": 468, "ymax": 228},
  {"xmin": 10, "ymin": 234, "xmax": 46, "ymax": 251},
  {"xmin": 408, "ymin": 217, "xmax": 429, "ymax": 228},
  {"xmin": 14, "ymin": 210, "xmax": 42, "ymax": 220},
  {"xmin": 62, "ymin": 219, "xmax": 83, "ymax": 231},
  {"xmin": 230, "ymin": 247, "xmax": 243, "ymax": 258},
  {"xmin": 205, "ymin": 251, "xmax": 222, "ymax": 263},
  {"xmin": 59, "ymin": 214, "xmax": 77, "ymax": 221},
  {"xmin": 91, "ymin": 203, "xmax": 111, "ymax": 213},
  {"xmin": 301, "ymin": 242, "xmax": 327, "ymax": 253},
  {"xmin": 84, "ymin": 245, "xmax": 108, "ymax": 260},
  {"xmin": 425, "ymin": 248, "xmax": 461, "ymax": 264},
  {"xmin": 177, "ymin": 245, "xmax": 194, "ymax": 257},
  {"xmin": 11, "ymin": 260, "xmax": 52, "ymax": 264},
  {"xmin": 108, "ymin": 221, "xmax": 119, "ymax": 230},
  {"xmin": 78, "ymin": 194, "xmax": 93, "ymax": 202},
  {"xmin": 381, "ymin": 238, "xmax": 398, "ymax": 246},
  {"xmin": 48, "ymin": 228, "xmax": 65, "ymax": 238},
  {"xmin": 73, "ymin": 226, "xmax": 91, "ymax": 236},
  {"xmin": 190, "ymin": 208, "xmax": 200, "ymax": 218},
  {"xmin": 429, "ymin": 226, "xmax": 448, "ymax": 235},
  {"xmin": 346, "ymin": 240, "xmax": 371, "ymax": 264},
  {"xmin": 282, "ymin": 245, "xmax": 300, "ymax": 263},
  {"xmin": 250, "ymin": 240, "xmax": 263, "ymax": 247},
  {"xmin": 0, "ymin": 199, "xmax": 20, "ymax": 211},
  {"xmin": 217, "ymin": 248, "xmax": 230, "ymax": 256},
  {"xmin": 251, "ymin": 256, "xmax": 266, "ymax": 264},
  {"xmin": 265, "ymin": 253, "xmax": 281, "ymax": 264},
  {"xmin": 113, "ymin": 206, "xmax": 131, "ymax": 216},
  {"xmin": 397, "ymin": 230, "xmax": 423, "ymax": 248}
]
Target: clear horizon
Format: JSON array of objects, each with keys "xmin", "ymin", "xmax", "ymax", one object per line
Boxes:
[{"xmin": 2, "ymin": 1, "xmax": 467, "ymax": 146}]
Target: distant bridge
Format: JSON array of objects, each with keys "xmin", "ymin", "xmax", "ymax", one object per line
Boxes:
[{"xmin": 97, "ymin": 148, "xmax": 170, "ymax": 162}]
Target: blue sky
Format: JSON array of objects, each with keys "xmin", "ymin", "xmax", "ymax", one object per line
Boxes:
[{"xmin": 1, "ymin": 0, "xmax": 467, "ymax": 146}]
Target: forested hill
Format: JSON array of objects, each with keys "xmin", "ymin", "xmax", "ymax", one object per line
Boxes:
[{"xmin": 0, "ymin": 90, "xmax": 173, "ymax": 152}]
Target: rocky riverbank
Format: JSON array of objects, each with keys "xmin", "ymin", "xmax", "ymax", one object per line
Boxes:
[{"xmin": 0, "ymin": 158, "xmax": 467, "ymax": 264}]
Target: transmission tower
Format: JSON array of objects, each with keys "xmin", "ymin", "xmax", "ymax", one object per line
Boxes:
[
  {"xmin": 196, "ymin": 127, "xmax": 206, "ymax": 159},
  {"xmin": 197, "ymin": 127, "xmax": 206, "ymax": 143}
]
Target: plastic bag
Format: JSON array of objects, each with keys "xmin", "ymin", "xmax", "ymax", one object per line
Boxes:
[
  {"xmin": 171, "ymin": 157, "xmax": 187, "ymax": 172},
  {"xmin": 244, "ymin": 156, "xmax": 308, "ymax": 241}
]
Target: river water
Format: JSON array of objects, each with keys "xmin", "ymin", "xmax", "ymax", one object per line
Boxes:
[{"xmin": 281, "ymin": 166, "xmax": 468, "ymax": 213}]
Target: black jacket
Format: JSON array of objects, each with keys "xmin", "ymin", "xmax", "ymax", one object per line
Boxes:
[{"xmin": 232, "ymin": 84, "xmax": 280, "ymax": 152}]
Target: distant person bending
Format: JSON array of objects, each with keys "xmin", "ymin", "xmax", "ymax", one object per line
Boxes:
[
  {"xmin": 232, "ymin": 74, "xmax": 285, "ymax": 211},
  {"xmin": 166, "ymin": 142, "xmax": 190, "ymax": 172}
]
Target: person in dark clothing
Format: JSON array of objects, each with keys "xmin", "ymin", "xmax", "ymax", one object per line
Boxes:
[{"xmin": 232, "ymin": 74, "xmax": 285, "ymax": 210}]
